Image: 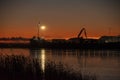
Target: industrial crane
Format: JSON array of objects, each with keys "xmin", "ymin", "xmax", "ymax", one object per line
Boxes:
[
  {"xmin": 68, "ymin": 28, "xmax": 87, "ymax": 43},
  {"xmin": 77, "ymin": 28, "xmax": 87, "ymax": 39}
]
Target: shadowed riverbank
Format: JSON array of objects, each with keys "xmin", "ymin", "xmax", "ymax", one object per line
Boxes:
[
  {"xmin": 0, "ymin": 42, "xmax": 120, "ymax": 50},
  {"xmin": 0, "ymin": 35, "xmax": 120, "ymax": 49}
]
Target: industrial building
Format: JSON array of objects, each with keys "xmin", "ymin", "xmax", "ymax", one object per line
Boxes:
[{"xmin": 99, "ymin": 35, "xmax": 120, "ymax": 43}]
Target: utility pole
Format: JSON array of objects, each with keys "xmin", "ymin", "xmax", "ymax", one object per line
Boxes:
[{"xmin": 38, "ymin": 22, "xmax": 40, "ymax": 38}]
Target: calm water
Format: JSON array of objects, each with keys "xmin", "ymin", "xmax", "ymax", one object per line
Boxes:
[{"xmin": 0, "ymin": 48, "xmax": 120, "ymax": 80}]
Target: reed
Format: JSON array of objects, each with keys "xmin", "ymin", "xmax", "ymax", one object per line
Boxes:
[{"xmin": 0, "ymin": 55, "xmax": 96, "ymax": 80}]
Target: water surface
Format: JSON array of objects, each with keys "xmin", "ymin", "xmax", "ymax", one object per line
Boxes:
[{"xmin": 0, "ymin": 48, "xmax": 120, "ymax": 80}]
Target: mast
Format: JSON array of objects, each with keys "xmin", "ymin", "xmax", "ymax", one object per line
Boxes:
[{"xmin": 38, "ymin": 22, "xmax": 40, "ymax": 38}]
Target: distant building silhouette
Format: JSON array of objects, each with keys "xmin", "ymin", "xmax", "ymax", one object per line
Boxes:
[{"xmin": 99, "ymin": 35, "xmax": 120, "ymax": 43}]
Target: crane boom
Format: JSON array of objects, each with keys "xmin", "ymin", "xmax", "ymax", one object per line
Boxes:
[{"xmin": 77, "ymin": 28, "xmax": 87, "ymax": 39}]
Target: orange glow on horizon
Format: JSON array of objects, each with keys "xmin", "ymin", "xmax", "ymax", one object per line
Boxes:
[
  {"xmin": 0, "ymin": 24, "xmax": 119, "ymax": 39},
  {"xmin": 1, "ymin": 0, "xmax": 120, "ymax": 40}
]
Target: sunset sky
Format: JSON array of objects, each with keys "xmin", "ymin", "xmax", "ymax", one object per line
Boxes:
[{"xmin": 0, "ymin": 0, "xmax": 120, "ymax": 39}]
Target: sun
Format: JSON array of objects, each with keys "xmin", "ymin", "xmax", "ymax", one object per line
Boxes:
[{"xmin": 41, "ymin": 26, "xmax": 46, "ymax": 30}]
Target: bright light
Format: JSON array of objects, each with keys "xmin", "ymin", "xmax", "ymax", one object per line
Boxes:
[
  {"xmin": 41, "ymin": 49, "xmax": 45, "ymax": 72},
  {"xmin": 41, "ymin": 26, "xmax": 46, "ymax": 30}
]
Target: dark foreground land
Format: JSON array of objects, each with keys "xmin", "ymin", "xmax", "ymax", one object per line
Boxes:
[
  {"xmin": 0, "ymin": 55, "xmax": 96, "ymax": 80},
  {"xmin": 0, "ymin": 42, "xmax": 120, "ymax": 50}
]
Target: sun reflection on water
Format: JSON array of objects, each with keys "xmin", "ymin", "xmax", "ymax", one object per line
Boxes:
[{"xmin": 40, "ymin": 49, "xmax": 45, "ymax": 72}]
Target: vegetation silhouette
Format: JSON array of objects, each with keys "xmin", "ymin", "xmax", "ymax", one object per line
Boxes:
[{"xmin": 0, "ymin": 55, "xmax": 96, "ymax": 80}]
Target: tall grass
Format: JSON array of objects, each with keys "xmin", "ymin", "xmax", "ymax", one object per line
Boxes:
[{"xmin": 0, "ymin": 55, "xmax": 96, "ymax": 80}]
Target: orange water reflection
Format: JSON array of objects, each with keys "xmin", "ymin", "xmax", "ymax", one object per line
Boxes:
[{"xmin": 0, "ymin": 48, "xmax": 120, "ymax": 80}]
